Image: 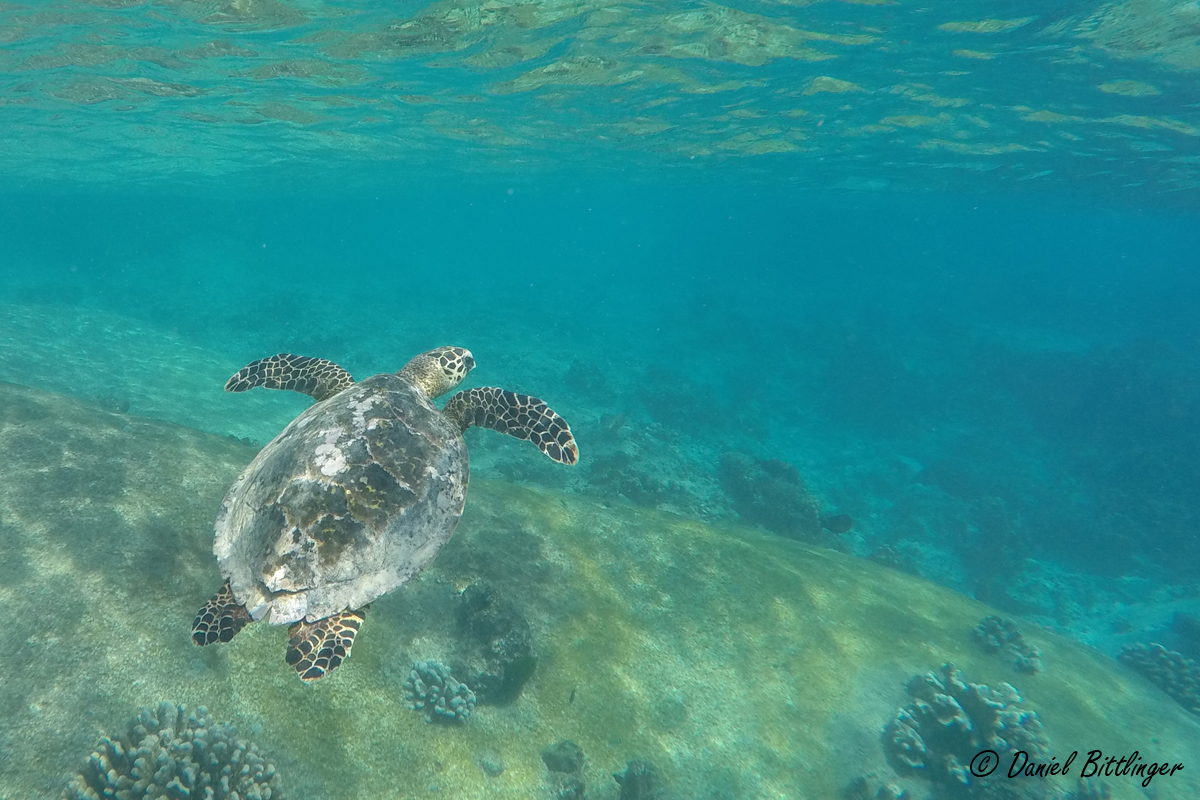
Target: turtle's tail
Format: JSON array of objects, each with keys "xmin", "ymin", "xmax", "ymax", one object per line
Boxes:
[{"xmin": 192, "ymin": 580, "xmax": 251, "ymax": 646}]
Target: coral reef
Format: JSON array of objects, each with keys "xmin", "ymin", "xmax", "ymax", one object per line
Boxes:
[
  {"xmin": 1118, "ymin": 643, "xmax": 1200, "ymax": 715},
  {"xmin": 64, "ymin": 702, "xmax": 280, "ymax": 800},
  {"xmin": 717, "ymin": 451, "xmax": 822, "ymax": 540},
  {"xmin": 884, "ymin": 663, "xmax": 1048, "ymax": 795},
  {"xmin": 402, "ymin": 660, "xmax": 477, "ymax": 723},
  {"xmin": 613, "ymin": 759, "xmax": 664, "ymax": 800},
  {"xmin": 455, "ymin": 582, "xmax": 537, "ymax": 704},
  {"xmin": 973, "ymin": 615, "xmax": 1044, "ymax": 674}
]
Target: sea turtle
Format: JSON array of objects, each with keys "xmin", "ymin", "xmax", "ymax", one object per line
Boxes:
[{"xmin": 191, "ymin": 347, "xmax": 578, "ymax": 682}]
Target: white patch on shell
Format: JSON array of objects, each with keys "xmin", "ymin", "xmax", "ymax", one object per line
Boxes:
[
  {"xmin": 263, "ymin": 593, "xmax": 308, "ymax": 624},
  {"xmin": 262, "ymin": 522, "xmax": 318, "ymax": 598},
  {"xmin": 267, "ymin": 565, "xmax": 291, "ymax": 589},
  {"xmin": 314, "ymin": 442, "xmax": 348, "ymax": 477},
  {"xmin": 348, "ymin": 393, "xmax": 381, "ymax": 434}
]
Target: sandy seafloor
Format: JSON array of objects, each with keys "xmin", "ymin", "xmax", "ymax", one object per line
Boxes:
[{"xmin": 1, "ymin": 378, "xmax": 1199, "ymax": 800}]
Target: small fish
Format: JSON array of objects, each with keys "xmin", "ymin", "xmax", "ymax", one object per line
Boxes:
[{"xmin": 568, "ymin": 685, "xmax": 577, "ymax": 704}]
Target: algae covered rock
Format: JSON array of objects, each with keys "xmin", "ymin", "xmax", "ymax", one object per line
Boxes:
[
  {"xmin": 543, "ymin": 740, "xmax": 586, "ymax": 799},
  {"xmin": 614, "ymin": 759, "xmax": 665, "ymax": 800},
  {"xmin": 542, "ymin": 739, "xmax": 585, "ymax": 774},
  {"xmin": 64, "ymin": 702, "xmax": 280, "ymax": 800},
  {"xmin": 455, "ymin": 581, "xmax": 537, "ymax": 704}
]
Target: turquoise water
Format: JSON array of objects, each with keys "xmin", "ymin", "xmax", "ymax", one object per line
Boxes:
[
  {"xmin": 2, "ymin": 1, "xmax": 1200, "ymax": 799},
  {"xmin": 2, "ymin": 0, "xmax": 1199, "ymax": 192}
]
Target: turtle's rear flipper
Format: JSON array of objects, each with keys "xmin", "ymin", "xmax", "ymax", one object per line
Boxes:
[
  {"xmin": 192, "ymin": 581, "xmax": 250, "ymax": 646},
  {"xmin": 225, "ymin": 354, "xmax": 355, "ymax": 402},
  {"xmin": 443, "ymin": 387, "xmax": 579, "ymax": 465},
  {"xmin": 285, "ymin": 609, "xmax": 366, "ymax": 682}
]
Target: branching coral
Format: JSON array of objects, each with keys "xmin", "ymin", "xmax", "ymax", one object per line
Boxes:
[
  {"xmin": 64, "ymin": 702, "xmax": 280, "ymax": 800},
  {"xmin": 403, "ymin": 659, "xmax": 477, "ymax": 722},
  {"xmin": 884, "ymin": 663, "xmax": 1048, "ymax": 795},
  {"xmin": 1119, "ymin": 642, "xmax": 1200, "ymax": 715},
  {"xmin": 974, "ymin": 615, "xmax": 1044, "ymax": 674}
]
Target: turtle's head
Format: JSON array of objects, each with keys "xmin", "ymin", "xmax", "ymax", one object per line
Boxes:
[{"xmin": 398, "ymin": 346, "xmax": 475, "ymax": 398}]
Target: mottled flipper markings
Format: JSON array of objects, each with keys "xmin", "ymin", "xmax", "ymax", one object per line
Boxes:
[
  {"xmin": 285, "ymin": 608, "xmax": 366, "ymax": 682},
  {"xmin": 192, "ymin": 581, "xmax": 251, "ymax": 646},
  {"xmin": 225, "ymin": 354, "xmax": 355, "ymax": 402},
  {"xmin": 444, "ymin": 387, "xmax": 579, "ymax": 465}
]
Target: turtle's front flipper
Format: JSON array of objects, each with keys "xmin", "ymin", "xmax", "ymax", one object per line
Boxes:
[
  {"xmin": 225, "ymin": 354, "xmax": 355, "ymax": 402},
  {"xmin": 285, "ymin": 609, "xmax": 366, "ymax": 682},
  {"xmin": 192, "ymin": 581, "xmax": 251, "ymax": 646},
  {"xmin": 443, "ymin": 387, "xmax": 579, "ymax": 465}
]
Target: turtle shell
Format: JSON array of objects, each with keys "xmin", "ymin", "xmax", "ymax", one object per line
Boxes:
[{"xmin": 214, "ymin": 373, "xmax": 468, "ymax": 625}]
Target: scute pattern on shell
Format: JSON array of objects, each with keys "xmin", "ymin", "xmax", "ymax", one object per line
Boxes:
[{"xmin": 214, "ymin": 373, "xmax": 468, "ymax": 625}]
